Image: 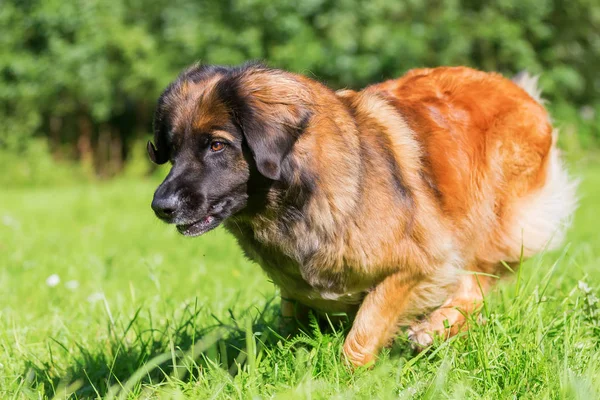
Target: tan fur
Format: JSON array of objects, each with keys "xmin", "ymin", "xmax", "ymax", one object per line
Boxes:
[{"xmin": 161, "ymin": 65, "xmax": 578, "ymax": 366}]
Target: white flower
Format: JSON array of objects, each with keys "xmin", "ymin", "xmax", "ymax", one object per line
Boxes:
[
  {"xmin": 46, "ymin": 274, "xmax": 60, "ymax": 287},
  {"xmin": 87, "ymin": 292, "xmax": 105, "ymax": 303},
  {"xmin": 2, "ymin": 215, "xmax": 20, "ymax": 229},
  {"xmin": 579, "ymin": 280, "xmax": 592, "ymax": 293},
  {"xmin": 65, "ymin": 280, "xmax": 79, "ymax": 290}
]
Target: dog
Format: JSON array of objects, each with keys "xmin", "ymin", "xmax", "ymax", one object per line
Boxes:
[{"xmin": 148, "ymin": 62, "xmax": 577, "ymax": 366}]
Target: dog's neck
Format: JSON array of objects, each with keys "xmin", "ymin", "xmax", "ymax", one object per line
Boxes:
[
  {"xmin": 231, "ymin": 87, "xmax": 365, "ymax": 241},
  {"xmin": 227, "ymin": 79, "xmax": 420, "ymax": 272}
]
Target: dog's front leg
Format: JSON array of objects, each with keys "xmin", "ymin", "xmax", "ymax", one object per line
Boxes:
[
  {"xmin": 278, "ymin": 290, "xmax": 310, "ymax": 337},
  {"xmin": 343, "ymin": 273, "xmax": 418, "ymax": 366}
]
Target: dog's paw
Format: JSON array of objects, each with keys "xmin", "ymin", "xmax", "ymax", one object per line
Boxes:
[
  {"xmin": 406, "ymin": 325, "xmax": 434, "ymax": 351},
  {"xmin": 277, "ymin": 316, "xmax": 299, "ymax": 339},
  {"xmin": 343, "ymin": 335, "xmax": 376, "ymax": 368}
]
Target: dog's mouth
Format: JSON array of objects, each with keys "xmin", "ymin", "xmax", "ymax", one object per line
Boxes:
[
  {"xmin": 175, "ymin": 199, "xmax": 233, "ymax": 237},
  {"xmin": 176, "ymin": 215, "xmax": 220, "ymax": 237}
]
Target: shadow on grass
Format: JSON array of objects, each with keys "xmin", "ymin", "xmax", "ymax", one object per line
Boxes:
[
  {"xmin": 21, "ymin": 299, "xmax": 279, "ymax": 398},
  {"xmin": 20, "ymin": 298, "xmax": 359, "ymax": 399}
]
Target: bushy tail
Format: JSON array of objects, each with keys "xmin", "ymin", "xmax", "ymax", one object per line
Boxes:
[
  {"xmin": 512, "ymin": 71, "xmax": 544, "ymax": 104},
  {"xmin": 505, "ymin": 71, "xmax": 579, "ymax": 258},
  {"xmin": 507, "ymin": 146, "xmax": 579, "ymax": 258}
]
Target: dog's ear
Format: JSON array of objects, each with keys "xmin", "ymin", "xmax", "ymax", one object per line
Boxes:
[
  {"xmin": 217, "ymin": 68, "xmax": 312, "ymax": 181},
  {"xmin": 148, "ymin": 91, "xmax": 171, "ymax": 165},
  {"xmin": 239, "ymin": 103, "xmax": 311, "ymax": 181},
  {"xmin": 147, "ymin": 140, "xmax": 168, "ymax": 165}
]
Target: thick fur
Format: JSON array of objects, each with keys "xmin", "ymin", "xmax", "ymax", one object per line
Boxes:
[{"xmin": 150, "ymin": 63, "xmax": 578, "ymax": 366}]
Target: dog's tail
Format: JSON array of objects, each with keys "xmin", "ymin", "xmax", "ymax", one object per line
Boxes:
[
  {"xmin": 500, "ymin": 71, "xmax": 579, "ymax": 259},
  {"xmin": 512, "ymin": 71, "xmax": 544, "ymax": 104}
]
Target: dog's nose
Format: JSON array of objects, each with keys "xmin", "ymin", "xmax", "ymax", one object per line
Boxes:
[{"xmin": 151, "ymin": 194, "xmax": 178, "ymax": 221}]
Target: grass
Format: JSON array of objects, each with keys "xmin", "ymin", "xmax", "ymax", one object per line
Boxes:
[{"xmin": 2, "ymin": 157, "xmax": 600, "ymax": 399}]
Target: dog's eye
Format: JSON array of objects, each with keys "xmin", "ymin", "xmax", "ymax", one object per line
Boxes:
[{"xmin": 210, "ymin": 141, "xmax": 226, "ymax": 152}]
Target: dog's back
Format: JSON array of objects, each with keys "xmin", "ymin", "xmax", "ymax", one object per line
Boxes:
[{"xmin": 373, "ymin": 67, "xmax": 577, "ymax": 269}]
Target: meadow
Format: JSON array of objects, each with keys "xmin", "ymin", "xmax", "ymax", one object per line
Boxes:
[{"xmin": 2, "ymin": 155, "xmax": 600, "ymax": 399}]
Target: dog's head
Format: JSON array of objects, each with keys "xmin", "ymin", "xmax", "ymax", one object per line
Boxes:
[{"xmin": 149, "ymin": 62, "xmax": 312, "ymax": 236}]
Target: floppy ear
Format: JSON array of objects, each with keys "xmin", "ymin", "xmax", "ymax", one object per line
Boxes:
[
  {"xmin": 240, "ymin": 105, "xmax": 311, "ymax": 180},
  {"xmin": 148, "ymin": 90, "xmax": 171, "ymax": 165},
  {"xmin": 217, "ymin": 69, "xmax": 312, "ymax": 181},
  {"xmin": 147, "ymin": 140, "xmax": 168, "ymax": 165}
]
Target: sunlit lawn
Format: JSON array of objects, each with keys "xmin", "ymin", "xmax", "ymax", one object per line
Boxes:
[{"xmin": 2, "ymin": 156, "xmax": 600, "ymax": 399}]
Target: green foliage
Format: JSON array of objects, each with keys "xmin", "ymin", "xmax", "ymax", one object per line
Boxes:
[
  {"xmin": 553, "ymin": 101, "xmax": 600, "ymax": 154},
  {"xmin": 0, "ymin": 139, "xmax": 91, "ymax": 188},
  {"xmin": 1, "ymin": 0, "xmax": 599, "ymax": 179}
]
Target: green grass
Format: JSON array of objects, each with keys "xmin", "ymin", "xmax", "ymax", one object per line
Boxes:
[{"xmin": 2, "ymin": 157, "xmax": 600, "ymax": 399}]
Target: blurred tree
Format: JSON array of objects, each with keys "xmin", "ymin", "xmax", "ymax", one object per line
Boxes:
[{"xmin": 1, "ymin": 0, "xmax": 598, "ymax": 176}]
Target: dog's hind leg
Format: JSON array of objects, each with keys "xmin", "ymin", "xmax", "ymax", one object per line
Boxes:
[{"xmin": 407, "ymin": 270, "xmax": 495, "ymax": 348}]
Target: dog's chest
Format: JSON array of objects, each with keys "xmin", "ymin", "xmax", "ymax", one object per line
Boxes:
[{"xmin": 224, "ymin": 221, "xmax": 364, "ymax": 313}]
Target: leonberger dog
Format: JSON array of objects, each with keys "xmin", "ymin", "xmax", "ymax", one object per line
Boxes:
[{"xmin": 149, "ymin": 62, "xmax": 577, "ymax": 366}]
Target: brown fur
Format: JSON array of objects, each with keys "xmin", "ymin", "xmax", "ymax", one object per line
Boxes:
[{"xmin": 153, "ymin": 64, "xmax": 577, "ymax": 366}]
